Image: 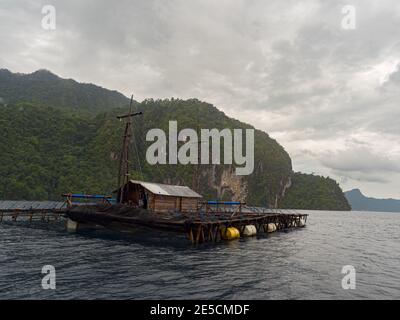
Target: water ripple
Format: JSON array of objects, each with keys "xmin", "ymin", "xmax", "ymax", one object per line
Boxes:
[{"xmin": 1, "ymin": 211, "xmax": 399, "ymax": 299}]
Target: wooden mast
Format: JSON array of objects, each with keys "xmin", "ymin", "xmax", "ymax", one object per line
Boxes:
[
  {"xmin": 192, "ymin": 105, "xmax": 201, "ymax": 192},
  {"xmin": 117, "ymin": 95, "xmax": 143, "ymax": 203}
]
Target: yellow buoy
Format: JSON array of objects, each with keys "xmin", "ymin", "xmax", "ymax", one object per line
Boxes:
[{"xmin": 221, "ymin": 227, "xmax": 240, "ymax": 240}]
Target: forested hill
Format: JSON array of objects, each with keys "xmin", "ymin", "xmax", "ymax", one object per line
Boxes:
[
  {"xmin": 280, "ymin": 173, "xmax": 351, "ymax": 211},
  {"xmin": 0, "ymin": 69, "xmax": 350, "ymax": 210},
  {"xmin": 0, "ymin": 100, "xmax": 292, "ymax": 207},
  {"xmin": 0, "ymin": 69, "xmax": 130, "ymax": 113}
]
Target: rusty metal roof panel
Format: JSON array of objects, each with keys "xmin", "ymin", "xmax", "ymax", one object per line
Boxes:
[{"xmin": 129, "ymin": 180, "xmax": 202, "ymax": 198}]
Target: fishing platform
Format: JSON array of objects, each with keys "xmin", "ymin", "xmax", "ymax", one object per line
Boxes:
[
  {"xmin": 0, "ymin": 96, "xmax": 308, "ymax": 244},
  {"xmin": 0, "ymin": 182, "xmax": 308, "ymax": 245}
]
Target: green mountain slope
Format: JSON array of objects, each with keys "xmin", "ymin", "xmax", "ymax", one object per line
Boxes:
[
  {"xmin": 280, "ymin": 173, "xmax": 351, "ymax": 210},
  {"xmin": 0, "ymin": 100, "xmax": 293, "ymax": 207},
  {"xmin": 0, "ymin": 69, "xmax": 130, "ymax": 113},
  {"xmin": 0, "ymin": 69, "xmax": 350, "ymax": 210}
]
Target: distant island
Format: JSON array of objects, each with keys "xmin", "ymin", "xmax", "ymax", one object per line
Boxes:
[{"xmin": 345, "ymin": 189, "xmax": 400, "ymax": 213}]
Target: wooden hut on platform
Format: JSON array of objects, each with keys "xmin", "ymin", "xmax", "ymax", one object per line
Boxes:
[{"xmin": 115, "ymin": 180, "xmax": 202, "ymax": 213}]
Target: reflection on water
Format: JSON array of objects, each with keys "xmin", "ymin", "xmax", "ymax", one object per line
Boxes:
[{"xmin": 0, "ymin": 210, "xmax": 399, "ymax": 299}]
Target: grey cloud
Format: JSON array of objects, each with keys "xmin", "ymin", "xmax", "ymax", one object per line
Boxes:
[
  {"xmin": 1, "ymin": 0, "xmax": 400, "ymax": 197},
  {"xmin": 331, "ymin": 170, "xmax": 389, "ymax": 184},
  {"xmin": 321, "ymin": 148, "xmax": 400, "ymax": 173}
]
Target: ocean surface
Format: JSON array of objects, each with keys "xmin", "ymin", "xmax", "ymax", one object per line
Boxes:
[{"xmin": 0, "ymin": 210, "xmax": 399, "ymax": 300}]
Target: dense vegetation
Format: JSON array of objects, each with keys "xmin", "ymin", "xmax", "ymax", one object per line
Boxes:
[
  {"xmin": 0, "ymin": 100, "xmax": 293, "ymax": 206},
  {"xmin": 0, "ymin": 69, "xmax": 350, "ymax": 210},
  {"xmin": 280, "ymin": 173, "xmax": 351, "ymax": 210},
  {"xmin": 0, "ymin": 69, "xmax": 130, "ymax": 113}
]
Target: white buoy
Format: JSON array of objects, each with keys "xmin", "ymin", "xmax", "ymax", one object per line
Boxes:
[
  {"xmin": 66, "ymin": 218, "xmax": 79, "ymax": 232},
  {"xmin": 266, "ymin": 223, "xmax": 277, "ymax": 233},
  {"xmin": 243, "ymin": 225, "xmax": 257, "ymax": 237},
  {"xmin": 298, "ymin": 218, "xmax": 306, "ymax": 227}
]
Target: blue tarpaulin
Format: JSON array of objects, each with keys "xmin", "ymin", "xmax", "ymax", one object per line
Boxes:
[{"xmin": 207, "ymin": 201, "xmax": 242, "ymax": 205}]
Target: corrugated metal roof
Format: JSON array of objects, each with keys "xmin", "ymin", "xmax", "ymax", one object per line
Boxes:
[
  {"xmin": 0, "ymin": 200, "xmax": 96, "ymax": 211},
  {"xmin": 0, "ymin": 201, "xmax": 66, "ymax": 211},
  {"xmin": 129, "ymin": 180, "xmax": 202, "ymax": 198}
]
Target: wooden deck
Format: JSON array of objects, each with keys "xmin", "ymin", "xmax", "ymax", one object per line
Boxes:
[
  {"xmin": 0, "ymin": 201, "xmax": 308, "ymax": 244},
  {"xmin": 184, "ymin": 212, "xmax": 308, "ymax": 244}
]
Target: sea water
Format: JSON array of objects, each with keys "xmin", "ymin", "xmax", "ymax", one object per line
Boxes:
[{"xmin": 0, "ymin": 210, "xmax": 399, "ymax": 299}]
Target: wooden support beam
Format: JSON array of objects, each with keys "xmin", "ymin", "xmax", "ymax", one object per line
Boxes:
[
  {"xmin": 188, "ymin": 227, "xmax": 194, "ymax": 243},
  {"xmin": 214, "ymin": 225, "xmax": 220, "ymax": 242},
  {"xmin": 12, "ymin": 212, "xmax": 18, "ymax": 222},
  {"xmin": 195, "ymin": 225, "xmax": 202, "ymax": 244},
  {"xmin": 116, "ymin": 111, "xmax": 142, "ymax": 119},
  {"xmin": 208, "ymin": 224, "xmax": 214, "ymax": 242}
]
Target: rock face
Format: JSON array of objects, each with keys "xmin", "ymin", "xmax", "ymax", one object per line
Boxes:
[
  {"xmin": 193, "ymin": 163, "xmax": 291, "ymax": 207},
  {"xmin": 220, "ymin": 167, "xmax": 247, "ymax": 202},
  {"xmin": 217, "ymin": 166, "xmax": 248, "ymax": 202}
]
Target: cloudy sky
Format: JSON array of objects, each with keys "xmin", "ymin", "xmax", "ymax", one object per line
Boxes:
[{"xmin": 1, "ymin": 0, "xmax": 400, "ymax": 198}]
